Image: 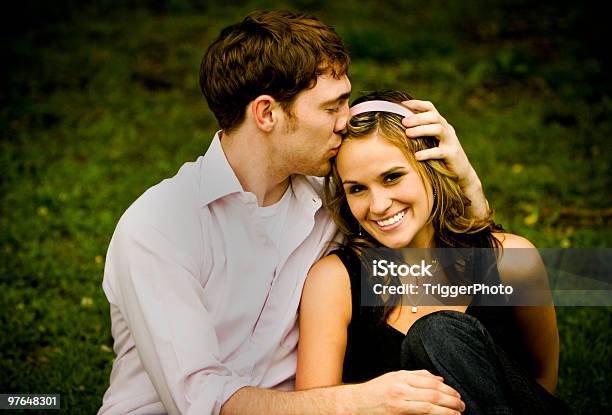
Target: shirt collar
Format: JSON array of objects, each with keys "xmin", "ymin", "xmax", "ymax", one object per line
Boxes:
[
  {"xmin": 199, "ymin": 131, "xmax": 244, "ymax": 206},
  {"xmin": 290, "ymin": 175, "xmax": 323, "ymax": 212},
  {"xmin": 199, "ymin": 131, "xmax": 323, "ymax": 212}
]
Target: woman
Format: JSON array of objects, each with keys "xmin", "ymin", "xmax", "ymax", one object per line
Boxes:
[{"xmin": 296, "ymin": 90, "xmax": 570, "ymax": 414}]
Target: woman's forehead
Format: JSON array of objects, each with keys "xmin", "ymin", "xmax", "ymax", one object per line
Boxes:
[
  {"xmin": 337, "ymin": 135, "xmax": 410, "ymax": 175},
  {"xmin": 339, "ymin": 133, "xmax": 403, "ymax": 157}
]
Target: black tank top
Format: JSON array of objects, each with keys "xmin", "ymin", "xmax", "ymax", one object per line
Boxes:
[{"xmin": 332, "ymin": 247, "xmax": 531, "ymax": 383}]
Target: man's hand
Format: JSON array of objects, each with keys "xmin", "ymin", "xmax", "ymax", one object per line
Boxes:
[
  {"xmin": 343, "ymin": 370, "xmax": 465, "ymax": 415},
  {"xmin": 221, "ymin": 370, "xmax": 464, "ymax": 415},
  {"xmin": 401, "ymin": 99, "xmax": 488, "ymax": 219}
]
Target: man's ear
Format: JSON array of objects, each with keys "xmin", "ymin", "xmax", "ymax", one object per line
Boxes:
[{"xmin": 250, "ymin": 95, "xmax": 279, "ymax": 132}]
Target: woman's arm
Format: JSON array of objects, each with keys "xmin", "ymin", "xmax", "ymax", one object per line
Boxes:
[
  {"xmin": 495, "ymin": 233, "xmax": 560, "ymax": 393},
  {"xmin": 296, "ymin": 254, "xmax": 353, "ymax": 390},
  {"xmin": 294, "ymin": 255, "xmax": 466, "ymax": 413}
]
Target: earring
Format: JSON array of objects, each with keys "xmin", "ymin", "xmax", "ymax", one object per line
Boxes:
[
  {"xmin": 358, "ymin": 225, "xmax": 363, "ymax": 237},
  {"xmin": 433, "ymin": 188, "xmax": 437, "ymax": 202}
]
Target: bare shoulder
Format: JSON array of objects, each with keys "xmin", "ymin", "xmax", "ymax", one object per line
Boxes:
[
  {"xmin": 304, "ymin": 254, "xmax": 352, "ymax": 299},
  {"xmin": 301, "ymin": 253, "xmax": 352, "ymax": 322},
  {"xmin": 493, "ymin": 232, "xmax": 536, "ymax": 249},
  {"xmin": 493, "ymin": 233, "xmax": 546, "ymax": 287}
]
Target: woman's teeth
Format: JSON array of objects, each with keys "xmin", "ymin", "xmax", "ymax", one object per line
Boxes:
[{"xmin": 376, "ymin": 210, "xmax": 405, "ymax": 227}]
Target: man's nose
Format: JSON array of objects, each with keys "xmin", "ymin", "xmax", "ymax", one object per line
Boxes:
[{"xmin": 334, "ymin": 102, "xmax": 350, "ymax": 134}]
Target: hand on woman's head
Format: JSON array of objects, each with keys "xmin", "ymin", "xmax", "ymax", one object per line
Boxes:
[
  {"xmin": 401, "ymin": 99, "xmax": 478, "ymax": 190},
  {"xmin": 325, "ymin": 90, "xmax": 499, "ymax": 250}
]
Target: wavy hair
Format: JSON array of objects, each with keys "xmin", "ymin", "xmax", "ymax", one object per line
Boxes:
[{"xmin": 324, "ymin": 90, "xmax": 503, "ymax": 323}]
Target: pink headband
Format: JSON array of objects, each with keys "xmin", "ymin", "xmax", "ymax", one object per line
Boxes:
[{"xmin": 349, "ymin": 100, "xmax": 414, "ymax": 118}]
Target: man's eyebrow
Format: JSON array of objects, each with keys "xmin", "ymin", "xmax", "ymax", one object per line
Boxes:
[{"xmin": 321, "ymin": 92, "xmax": 351, "ymax": 107}]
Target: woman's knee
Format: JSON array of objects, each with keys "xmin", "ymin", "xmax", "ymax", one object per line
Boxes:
[
  {"xmin": 401, "ymin": 310, "xmax": 494, "ymax": 371},
  {"xmin": 402, "ymin": 310, "xmax": 486, "ymax": 355}
]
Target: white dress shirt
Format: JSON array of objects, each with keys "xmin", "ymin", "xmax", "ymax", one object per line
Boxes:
[{"xmin": 98, "ymin": 132, "xmax": 338, "ymax": 415}]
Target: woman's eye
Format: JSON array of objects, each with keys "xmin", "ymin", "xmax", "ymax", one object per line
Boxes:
[
  {"xmin": 348, "ymin": 185, "xmax": 364, "ymax": 194},
  {"xmin": 383, "ymin": 173, "xmax": 404, "ymax": 183}
]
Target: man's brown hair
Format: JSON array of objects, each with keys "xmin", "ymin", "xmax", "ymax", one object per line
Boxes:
[{"xmin": 200, "ymin": 10, "xmax": 350, "ymax": 132}]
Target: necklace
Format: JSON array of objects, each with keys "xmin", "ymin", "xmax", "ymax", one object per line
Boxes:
[
  {"xmin": 407, "ymin": 276, "xmax": 424, "ymax": 313},
  {"xmin": 400, "ymin": 259, "xmax": 439, "ymax": 313}
]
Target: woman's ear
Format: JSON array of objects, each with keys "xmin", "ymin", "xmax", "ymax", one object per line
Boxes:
[{"xmin": 250, "ymin": 95, "xmax": 278, "ymax": 132}]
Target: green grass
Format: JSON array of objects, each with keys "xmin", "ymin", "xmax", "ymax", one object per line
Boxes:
[{"xmin": 1, "ymin": 1, "xmax": 610, "ymax": 413}]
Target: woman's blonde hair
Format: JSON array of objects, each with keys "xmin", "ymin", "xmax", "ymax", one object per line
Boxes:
[
  {"xmin": 324, "ymin": 90, "xmax": 502, "ymax": 322},
  {"xmin": 325, "ymin": 90, "xmax": 501, "ymax": 249}
]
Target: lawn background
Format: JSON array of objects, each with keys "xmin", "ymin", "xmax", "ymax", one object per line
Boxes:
[{"xmin": 1, "ymin": 0, "xmax": 611, "ymax": 413}]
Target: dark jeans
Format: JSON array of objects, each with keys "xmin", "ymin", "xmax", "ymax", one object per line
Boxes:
[{"xmin": 400, "ymin": 310, "xmax": 572, "ymax": 415}]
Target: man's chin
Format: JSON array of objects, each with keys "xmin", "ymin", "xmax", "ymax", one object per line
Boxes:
[
  {"xmin": 297, "ymin": 165, "xmax": 330, "ymax": 178},
  {"xmin": 295, "ymin": 159, "xmax": 333, "ymax": 177},
  {"xmin": 315, "ymin": 160, "xmax": 333, "ymax": 177}
]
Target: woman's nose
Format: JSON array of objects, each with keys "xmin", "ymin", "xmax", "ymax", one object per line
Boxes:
[{"xmin": 369, "ymin": 189, "xmax": 392, "ymax": 215}]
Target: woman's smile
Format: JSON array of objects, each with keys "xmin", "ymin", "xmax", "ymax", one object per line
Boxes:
[{"xmin": 371, "ymin": 208, "xmax": 407, "ymax": 231}]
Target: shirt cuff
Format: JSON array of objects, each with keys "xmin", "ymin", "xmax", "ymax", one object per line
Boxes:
[
  {"xmin": 186, "ymin": 374, "xmax": 252, "ymax": 415},
  {"xmin": 218, "ymin": 376, "xmax": 253, "ymax": 415}
]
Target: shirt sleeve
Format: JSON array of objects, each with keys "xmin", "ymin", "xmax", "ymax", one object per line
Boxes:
[{"xmin": 104, "ymin": 215, "xmax": 251, "ymax": 415}]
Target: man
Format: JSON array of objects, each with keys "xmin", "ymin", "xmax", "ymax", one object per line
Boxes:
[{"xmin": 99, "ymin": 10, "xmax": 487, "ymax": 415}]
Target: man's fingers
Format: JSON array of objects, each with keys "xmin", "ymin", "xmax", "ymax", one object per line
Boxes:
[
  {"xmin": 400, "ymin": 372, "xmax": 462, "ymax": 398},
  {"xmin": 405, "ymin": 386, "xmax": 466, "ymax": 412},
  {"xmin": 402, "ymin": 99, "xmax": 437, "ymax": 113},
  {"xmin": 415, "ymin": 147, "xmax": 445, "ymax": 161},
  {"xmin": 404, "ymin": 401, "xmax": 462, "ymax": 415},
  {"xmin": 405, "ymin": 124, "xmax": 444, "ymax": 139},
  {"xmin": 401, "ymin": 369, "xmax": 447, "ymax": 385},
  {"xmin": 401, "ymin": 111, "xmax": 441, "ymax": 128},
  {"xmin": 406, "ymin": 369, "xmax": 444, "ymax": 381}
]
